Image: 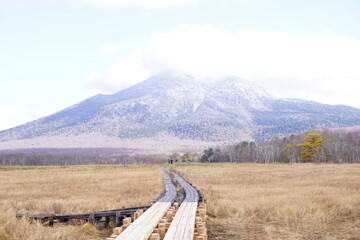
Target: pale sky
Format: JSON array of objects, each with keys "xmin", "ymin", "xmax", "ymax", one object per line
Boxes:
[{"xmin": 1, "ymin": 0, "xmax": 360, "ymax": 131}]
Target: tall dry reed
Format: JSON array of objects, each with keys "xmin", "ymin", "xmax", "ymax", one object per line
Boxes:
[
  {"xmin": 175, "ymin": 163, "xmax": 360, "ymax": 239},
  {"xmin": 0, "ymin": 165, "xmax": 162, "ymax": 240}
]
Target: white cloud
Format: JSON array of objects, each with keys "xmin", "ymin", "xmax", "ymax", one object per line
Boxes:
[
  {"xmin": 89, "ymin": 24, "xmax": 360, "ymax": 108},
  {"xmin": 87, "ymin": 49, "xmax": 151, "ymax": 92},
  {"xmin": 0, "ymin": 0, "xmax": 203, "ymax": 8}
]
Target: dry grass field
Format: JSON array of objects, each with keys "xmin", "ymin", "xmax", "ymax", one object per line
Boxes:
[
  {"xmin": 1, "ymin": 164, "xmax": 359, "ymax": 240},
  {"xmin": 0, "ymin": 165, "xmax": 162, "ymax": 240},
  {"xmin": 174, "ymin": 163, "xmax": 360, "ymax": 240}
]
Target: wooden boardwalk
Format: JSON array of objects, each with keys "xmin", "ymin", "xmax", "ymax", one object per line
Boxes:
[
  {"xmin": 18, "ymin": 169, "xmax": 205, "ymax": 240},
  {"xmin": 115, "ymin": 172, "xmax": 176, "ymax": 240},
  {"xmin": 163, "ymin": 172, "xmax": 199, "ymax": 240}
]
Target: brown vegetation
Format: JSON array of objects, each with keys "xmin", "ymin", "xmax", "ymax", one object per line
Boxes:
[
  {"xmin": 0, "ymin": 165, "xmax": 162, "ymax": 240},
  {"xmin": 1, "ymin": 163, "xmax": 359, "ymax": 240},
  {"xmin": 203, "ymin": 129, "xmax": 360, "ymax": 164},
  {"xmin": 175, "ymin": 163, "xmax": 360, "ymax": 239}
]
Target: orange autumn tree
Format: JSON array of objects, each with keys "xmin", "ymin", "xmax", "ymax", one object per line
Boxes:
[{"xmin": 297, "ymin": 132, "xmax": 323, "ymax": 162}]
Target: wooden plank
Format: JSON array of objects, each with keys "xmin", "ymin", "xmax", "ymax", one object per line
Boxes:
[
  {"xmin": 164, "ymin": 202, "xmax": 198, "ymax": 240},
  {"xmin": 164, "ymin": 203, "xmax": 189, "ymax": 239},
  {"xmin": 115, "ymin": 172, "xmax": 176, "ymax": 240},
  {"xmin": 183, "ymin": 203, "xmax": 198, "ymax": 239},
  {"xmin": 16, "ymin": 206, "xmax": 150, "ymax": 221},
  {"xmin": 164, "ymin": 173, "xmax": 199, "ymax": 240},
  {"xmin": 116, "ymin": 202, "xmax": 171, "ymax": 239}
]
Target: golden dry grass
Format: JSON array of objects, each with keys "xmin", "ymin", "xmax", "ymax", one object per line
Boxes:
[
  {"xmin": 0, "ymin": 165, "xmax": 163, "ymax": 240},
  {"xmin": 174, "ymin": 163, "xmax": 360, "ymax": 240},
  {"xmin": 2, "ymin": 164, "xmax": 359, "ymax": 240}
]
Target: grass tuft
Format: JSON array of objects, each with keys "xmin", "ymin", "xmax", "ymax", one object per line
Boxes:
[
  {"xmin": 174, "ymin": 163, "xmax": 360, "ymax": 239},
  {"xmin": 0, "ymin": 165, "xmax": 162, "ymax": 239}
]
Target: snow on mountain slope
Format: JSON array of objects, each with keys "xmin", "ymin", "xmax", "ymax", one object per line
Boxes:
[{"xmin": 1, "ymin": 70, "xmax": 360, "ymax": 150}]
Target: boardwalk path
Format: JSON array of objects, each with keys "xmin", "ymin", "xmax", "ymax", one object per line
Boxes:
[
  {"xmin": 114, "ymin": 170, "xmax": 203, "ymax": 240},
  {"xmin": 115, "ymin": 172, "xmax": 177, "ymax": 240},
  {"xmin": 163, "ymin": 172, "xmax": 199, "ymax": 240}
]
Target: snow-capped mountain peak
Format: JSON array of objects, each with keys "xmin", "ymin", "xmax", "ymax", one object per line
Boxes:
[{"xmin": 1, "ymin": 70, "xmax": 360, "ymax": 149}]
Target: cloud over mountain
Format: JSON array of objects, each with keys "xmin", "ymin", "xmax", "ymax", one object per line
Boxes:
[{"xmin": 90, "ymin": 24, "xmax": 360, "ymax": 108}]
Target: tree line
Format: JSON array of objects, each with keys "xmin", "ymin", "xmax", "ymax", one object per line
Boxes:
[
  {"xmin": 0, "ymin": 153, "xmax": 169, "ymax": 166},
  {"xmin": 201, "ymin": 129, "xmax": 360, "ymax": 163},
  {"xmin": 1, "ymin": 129, "xmax": 359, "ymax": 166}
]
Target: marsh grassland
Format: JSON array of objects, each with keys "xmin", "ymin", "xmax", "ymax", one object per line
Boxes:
[
  {"xmin": 0, "ymin": 165, "xmax": 162, "ymax": 240},
  {"xmin": 1, "ymin": 164, "xmax": 359, "ymax": 240},
  {"xmin": 175, "ymin": 164, "xmax": 360, "ymax": 239}
]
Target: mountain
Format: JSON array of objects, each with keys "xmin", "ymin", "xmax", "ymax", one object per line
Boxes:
[{"xmin": 1, "ymin": 70, "xmax": 360, "ymax": 152}]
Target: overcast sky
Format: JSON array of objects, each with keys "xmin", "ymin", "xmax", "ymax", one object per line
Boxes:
[{"xmin": 1, "ymin": 0, "xmax": 360, "ymax": 131}]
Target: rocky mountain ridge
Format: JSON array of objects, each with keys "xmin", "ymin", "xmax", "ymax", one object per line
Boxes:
[{"xmin": 1, "ymin": 70, "xmax": 360, "ymax": 151}]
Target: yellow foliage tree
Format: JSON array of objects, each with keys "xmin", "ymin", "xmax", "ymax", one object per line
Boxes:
[
  {"xmin": 296, "ymin": 132, "xmax": 323, "ymax": 162},
  {"xmin": 169, "ymin": 152, "xmax": 182, "ymax": 162},
  {"xmin": 181, "ymin": 152, "xmax": 194, "ymax": 162},
  {"xmin": 282, "ymin": 144, "xmax": 296, "ymax": 163}
]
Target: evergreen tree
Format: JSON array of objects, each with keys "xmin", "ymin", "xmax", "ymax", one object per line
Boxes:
[{"xmin": 296, "ymin": 132, "xmax": 323, "ymax": 162}]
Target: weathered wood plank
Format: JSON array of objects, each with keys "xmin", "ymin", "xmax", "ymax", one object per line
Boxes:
[
  {"xmin": 115, "ymin": 172, "xmax": 176, "ymax": 240},
  {"xmin": 163, "ymin": 172, "xmax": 199, "ymax": 240}
]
